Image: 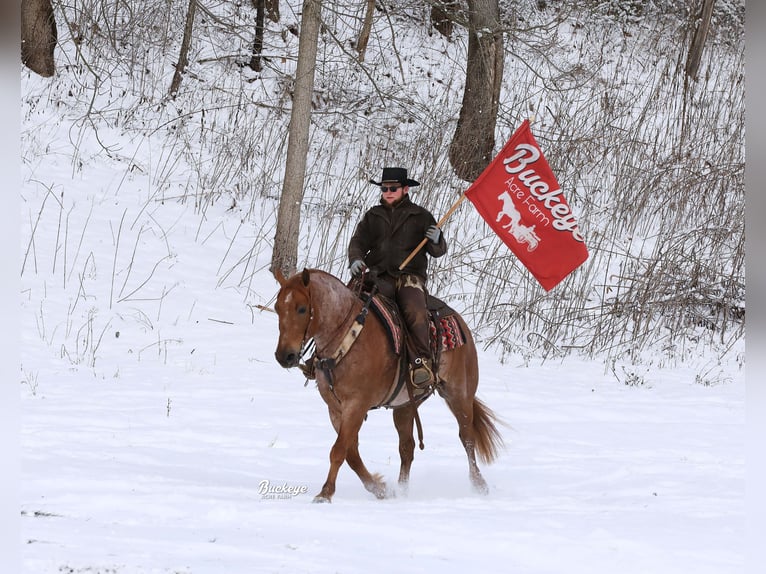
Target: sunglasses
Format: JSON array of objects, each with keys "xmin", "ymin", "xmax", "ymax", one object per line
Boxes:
[{"xmin": 380, "ymin": 185, "xmax": 402, "ymax": 192}]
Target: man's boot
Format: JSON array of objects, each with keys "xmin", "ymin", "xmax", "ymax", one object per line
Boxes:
[{"xmin": 411, "ymin": 357, "xmax": 434, "ymax": 388}]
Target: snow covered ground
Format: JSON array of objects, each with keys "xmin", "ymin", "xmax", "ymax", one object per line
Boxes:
[
  {"xmin": 18, "ymin": 170, "xmax": 744, "ymax": 573},
  {"xmin": 15, "ymin": 3, "xmax": 747, "ymax": 572},
  {"xmin": 19, "ymin": 354, "xmax": 744, "ymax": 574}
]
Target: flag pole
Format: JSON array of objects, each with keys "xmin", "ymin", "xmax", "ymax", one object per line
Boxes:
[{"xmin": 398, "ymin": 192, "xmax": 469, "ymax": 271}]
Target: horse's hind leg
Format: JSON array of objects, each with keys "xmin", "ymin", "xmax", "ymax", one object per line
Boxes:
[
  {"xmin": 441, "ymin": 386, "xmax": 489, "ymax": 494},
  {"xmin": 393, "ymin": 404, "xmax": 417, "ymax": 493},
  {"xmin": 459, "ymin": 412, "xmax": 489, "ymax": 493},
  {"xmin": 461, "ymin": 423, "xmax": 489, "ymax": 494},
  {"xmin": 458, "ymin": 414, "xmax": 489, "ymax": 494}
]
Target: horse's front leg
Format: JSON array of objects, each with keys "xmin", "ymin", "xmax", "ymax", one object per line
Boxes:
[
  {"xmin": 314, "ymin": 403, "xmax": 375, "ymax": 503},
  {"xmin": 345, "ymin": 435, "xmax": 388, "ymax": 499}
]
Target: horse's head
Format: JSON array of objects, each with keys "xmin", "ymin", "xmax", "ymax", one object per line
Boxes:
[{"xmin": 273, "ymin": 268, "xmax": 313, "ymax": 369}]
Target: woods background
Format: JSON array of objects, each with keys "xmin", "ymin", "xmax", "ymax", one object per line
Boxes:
[{"xmin": 20, "ymin": 0, "xmax": 745, "ymax": 375}]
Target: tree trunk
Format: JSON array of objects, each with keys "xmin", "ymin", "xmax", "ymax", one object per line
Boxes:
[
  {"xmin": 249, "ymin": 0, "xmax": 266, "ymax": 72},
  {"xmin": 270, "ymin": 0, "xmax": 322, "ymax": 277},
  {"xmin": 685, "ymin": 0, "xmax": 716, "ymax": 81},
  {"xmin": 21, "ymin": 0, "xmax": 57, "ymax": 77},
  {"xmin": 448, "ymin": 0, "xmax": 504, "ymax": 182},
  {"xmin": 265, "ymin": 0, "xmax": 280, "ymax": 22},
  {"xmin": 431, "ymin": 0, "xmax": 459, "ymax": 40},
  {"xmin": 356, "ymin": 0, "xmax": 375, "ymax": 62},
  {"xmin": 169, "ymin": 0, "xmax": 197, "ymax": 97}
]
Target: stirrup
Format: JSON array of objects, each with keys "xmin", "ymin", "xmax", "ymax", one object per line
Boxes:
[{"xmin": 411, "ymin": 357, "xmax": 434, "ymax": 387}]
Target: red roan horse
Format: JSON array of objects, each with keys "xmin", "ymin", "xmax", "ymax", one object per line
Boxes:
[{"xmin": 273, "ymin": 268, "xmax": 503, "ymax": 502}]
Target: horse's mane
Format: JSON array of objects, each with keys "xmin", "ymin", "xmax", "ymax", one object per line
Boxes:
[{"xmin": 301, "ymin": 268, "xmax": 359, "ymax": 307}]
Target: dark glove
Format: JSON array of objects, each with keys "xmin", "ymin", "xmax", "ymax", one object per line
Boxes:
[
  {"xmin": 425, "ymin": 225, "xmax": 441, "ymax": 243},
  {"xmin": 350, "ymin": 260, "xmax": 367, "ymax": 277}
]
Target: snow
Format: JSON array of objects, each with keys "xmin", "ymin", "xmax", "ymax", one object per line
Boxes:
[
  {"xmin": 16, "ymin": 2, "xmax": 746, "ymax": 573},
  {"xmin": 20, "ymin": 330, "xmax": 744, "ymax": 573},
  {"xmin": 18, "ymin": 179, "xmax": 744, "ymax": 572}
]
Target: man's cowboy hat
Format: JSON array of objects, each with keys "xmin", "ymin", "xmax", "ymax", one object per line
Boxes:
[{"xmin": 369, "ymin": 167, "xmax": 420, "ymax": 188}]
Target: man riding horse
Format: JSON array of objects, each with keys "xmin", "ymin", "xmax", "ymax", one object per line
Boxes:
[{"xmin": 348, "ymin": 167, "xmax": 446, "ymax": 389}]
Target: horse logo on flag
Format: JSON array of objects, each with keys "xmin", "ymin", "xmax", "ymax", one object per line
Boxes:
[{"xmin": 496, "ymin": 191, "xmax": 541, "ymax": 251}]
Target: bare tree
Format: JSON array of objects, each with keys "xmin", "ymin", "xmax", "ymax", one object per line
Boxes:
[
  {"xmin": 685, "ymin": 0, "xmax": 716, "ymax": 81},
  {"xmin": 21, "ymin": 0, "xmax": 57, "ymax": 77},
  {"xmin": 249, "ymin": 0, "xmax": 266, "ymax": 72},
  {"xmin": 250, "ymin": 0, "xmax": 282, "ymax": 71},
  {"xmin": 448, "ymin": 0, "xmax": 504, "ymax": 182},
  {"xmin": 270, "ymin": 0, "xmax": 322, "ymax": 276},
  {"xmin": 170, "ymin": 0, "xmax": 197, "ymax": 97},
  {"xmin": 356, "ymin": 0, "xmax": 376, "ymax": 62}
]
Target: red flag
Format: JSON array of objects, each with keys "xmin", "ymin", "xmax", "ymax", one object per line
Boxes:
[{"xmin": 465, "ymin": 120, "xmax": 588, "ymax": 291}]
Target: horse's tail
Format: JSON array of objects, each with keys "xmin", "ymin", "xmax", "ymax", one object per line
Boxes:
[{"xmin": 472, "ymin": 397, "xmax": 504, "ymax": 465}]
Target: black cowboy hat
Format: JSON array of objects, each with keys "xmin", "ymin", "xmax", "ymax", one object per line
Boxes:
[{"xmin": 369, "ymin": 167, "xmax": 420, "ymax": 188}]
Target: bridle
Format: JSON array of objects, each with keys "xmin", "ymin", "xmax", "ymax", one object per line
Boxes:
[{"xmin": 291, "ymin": 278, "xmax": 377, "ymax": 395}]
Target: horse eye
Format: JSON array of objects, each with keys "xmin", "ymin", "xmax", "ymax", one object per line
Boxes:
[{"xmin": 297, "ymin": 306, "xmax": 307, "ymax": 315}]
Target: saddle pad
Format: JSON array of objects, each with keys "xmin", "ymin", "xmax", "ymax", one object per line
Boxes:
[
  {"xmin": 369, "ymin": 295, "xmax": 403, "ymax": 355},
  {"xmin": 369, "ymin": 294, "xmax": 466, "ymax": 355},
  {"xmin": 430, "ymin": 314, "xmax": 466, "ymax": 351}
]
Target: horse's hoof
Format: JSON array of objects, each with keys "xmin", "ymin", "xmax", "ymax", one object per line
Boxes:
[
  {"xmin": 472, "ymin": 480, "xmax": 489, "ymax": 495},
  {"xmin": 366, "ymin": 473, "xmax": 388, "ymax": 499},
  {"xmin": 471, "ymin": 472, "xmax": 489, "ymax": 495},
  {"xmin": 367, "ymin": 483, "xmax": 388, "ymax": 500},
  {"xmin": 312, "ymin": 494, "xmax": 332, "ymax": 503}
]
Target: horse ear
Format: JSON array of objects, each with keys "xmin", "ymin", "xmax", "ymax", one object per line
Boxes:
[
  {"xmin": 301, "ymin": 268, "xmax": 311, "ymax": 287},
  {"xmin": 272, "ymin": 266, "xmax": 287, "ymax": 286}
]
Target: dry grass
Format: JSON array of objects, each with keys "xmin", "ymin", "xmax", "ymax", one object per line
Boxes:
[{"xmin": 22, "ymin": 0, "xmax": 744, "ymax": 368}]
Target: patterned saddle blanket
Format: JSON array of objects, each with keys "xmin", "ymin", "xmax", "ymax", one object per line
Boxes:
[{"xmin": 367, "ymin": 293, "xmax": 466, "ymax": 356}]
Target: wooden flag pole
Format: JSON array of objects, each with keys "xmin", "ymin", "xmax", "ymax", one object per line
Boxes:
[{"xmin": 398, "ymin": 192, "xmax": 469, "ymax": 271}]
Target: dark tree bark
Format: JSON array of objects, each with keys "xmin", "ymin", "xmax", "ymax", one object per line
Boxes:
[
  {"xmin": 169, "ymin": 0, "xmax": 197, "ymax": 97},
  {"xmin": 448, "ymin": 0, "xmax": 504, "ymax": 182},
  {"xmin": 265, "ymin": 0, "xmax": 280, "ymax": 22},
  {"xmin": 21, "ymin": 0, "xmax": 57, "ymax": 77},
  {"xmin": 685, "ymin": 0, "xmax": 716, "ymax": 81},
  {"xmin": 356, "ymin": 0, "xmax": 375, "ymax": 62},
  {"xmin": 249, "ymin": 0, "xmax": 266, "ymax": 72},
  {"xmin": 271, "ymin": 0, "xmax": 322, "ymax": 276},
  {"xmin": 431, "ymin": 0, "xmax": 459, "ymax": 40}
]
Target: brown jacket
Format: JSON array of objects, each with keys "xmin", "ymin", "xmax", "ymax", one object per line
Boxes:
[{"xmin": 348, "ymin": 195, "xmax": 447, "ymax": 282}]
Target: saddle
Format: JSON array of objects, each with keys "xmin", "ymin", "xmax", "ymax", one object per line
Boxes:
[
  {"xmin": 367, "ymin": 292, "xmax": 467, "ymax": 358},
  {"xmin": 357, "ymin": 290, "xmax": 464, "ymax": 408},
  {"xmin": 299, "ymin": 281, "xmax": 466, "ymax": 410}
]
